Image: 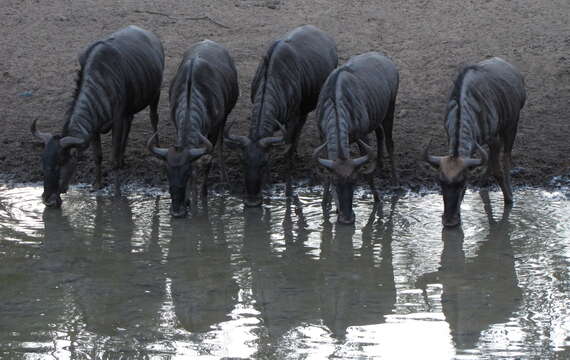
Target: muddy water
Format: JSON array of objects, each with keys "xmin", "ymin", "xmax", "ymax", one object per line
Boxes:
[{"xmin": 0, "ymin": 184, "xmax": 569, "ymax": 359}]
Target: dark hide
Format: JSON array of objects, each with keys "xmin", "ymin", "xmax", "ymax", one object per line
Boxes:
[
  {"xmin": 230, "ymin": 25, "xmax": 337, "ymax": 207},
  {"xmin": 427, "ymin": 57, "xmax": 526, "ymax": 227},
  {"xmin": 316, "ymin": 52, "xmax": 399, "ymax": 224},
  {"xmin": 33, "ymin": 25, "xmax": 164, "ymax": 206},
  {"xmin": 152, "ymin": 40, "xmax": 238, "ymax": 217}
]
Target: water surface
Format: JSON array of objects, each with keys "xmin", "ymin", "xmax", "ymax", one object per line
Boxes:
[{"xmin": 0, "ymin": 184, "xmax": 569, "ymax": 359}]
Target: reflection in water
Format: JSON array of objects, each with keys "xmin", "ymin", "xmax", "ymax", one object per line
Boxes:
[
  {"xmin": 167, "ymin": 199, "xmax": 238, "ymax": 333},
  {"xmin": 319, "ymin": 196, "xmax": 398, "ymax": 338},
  {"xmin": 71, "ymin": 197, "xmax": 165, "ymax": 341},
  {"xmin": 0, "ymin": 186, "xmax": 569, "ymax": 358},
  {"xmin": 417, "ymin": 190, "xmax": 522, "ymax": 349},
  {"xmin": 243, "ymin": 201, "xmax": 320, "ymax": 343}
]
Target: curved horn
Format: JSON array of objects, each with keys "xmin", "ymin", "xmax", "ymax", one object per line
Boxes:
[
  {"xmin": 313, "ymin": 142, "xmax": 335, "ymax": 169},
  {"xmin": 423, "ymin": 139, "xmax": 443, "ymax": 167},
  {"xmin": 224, "ymin": 121, "xmax": 251, "ymax": 148},
  {"xmin": 464, "ymin": 143, "xmax": 488, "ymax": 168},
  {"xmin": 187, "ymin": 133, "xmax": 214, "ymax": 160},
  {"xmin": 318, "ymin": 158, "xmax": 335, "ymax": 168},
  {"xmin": 30, "ymin": 118, "xmax": 52, "ymax": 144},
  {"xmin": 147, "ymin": 132, "xmax": 168, "ymax": 160},
  {"xmin": 258, "ymin": 120, "xmax": 287, "ymax": 148},
  {"xmin": 59, "ymin": 136, "xmax": 86, "ymax": 149},
  {"xmin": 353, "ymin": 139, "xmax": 377, "ymax": 174}
]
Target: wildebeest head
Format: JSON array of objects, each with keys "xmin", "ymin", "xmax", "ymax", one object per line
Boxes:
[
  {"xmin": 225, "ymin": 122, "xmax": 285, "ymax": 207},
  {"xmin": 423, "ymin": 141, "xmax": 487, "ymax": 227},
  {"xmin": 148, "ymin": 132, "xmax": 213, "ymax": 218},
  {"xmin": 31, "ymin": 119, "xmax": 85, "ymax": 208},
  {"xmin": 314, "ymin": 140, "xmax": 376, "ymax": 224}
]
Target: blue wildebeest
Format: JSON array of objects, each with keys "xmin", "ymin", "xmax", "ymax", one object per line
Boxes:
[
  {"xmin": 424, "ymin": 57, "xmax": 526, "ymax": 227},
  {"xmin": 31, "ymin": 25, "xmax": 164, "ymax": 207},
  {"xmin": 148, "ymin": 40, "xmax": 239, "ymax": 217},
  {"xmin": 225, "ymin": 25, "xmax": 338, "ymax": 207},
  {"xmin": 313, "ymin": 52, "xmax": 399, "ymax": 224}
]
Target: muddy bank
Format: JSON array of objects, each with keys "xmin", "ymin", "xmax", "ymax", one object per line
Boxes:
[{"xmin": 1, "ymin": 0, "xmax": 569, "ymax": 190}]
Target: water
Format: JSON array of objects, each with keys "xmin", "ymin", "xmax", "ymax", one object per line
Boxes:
[{"xmin": 0, "ymin": 183, "xmax": 569, "ymax": 359}]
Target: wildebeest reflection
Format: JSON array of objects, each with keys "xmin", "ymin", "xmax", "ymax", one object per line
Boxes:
[
  {"xmin": 71, "ymin": 197, "xmax": 165, "ymax": 336},
  {"xmin": 318, "ymin": 196, "xmax": 397, "ymax": 338},
  {"xmin": 0, "ymin": 209, "xmax": 78, "ymax": 354},
  {"xmin": 167, "ymin": 201, "xmax": 238, "ymax": 332},
  {"xmin": 242, "ymin": 205, "xmax": 320, "ymax": 343},
  {"xmin": 416, "ymin": 191, "xmax": 521, "ymax": 349}
]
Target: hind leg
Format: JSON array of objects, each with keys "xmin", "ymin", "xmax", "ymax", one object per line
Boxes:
[
  {"xmin": 383, "ymin": 99, "xmax": 398, "ymax": 185},
  {"xmin": 111, "ymin": 122, "xmax": 126, "ymax": 197},
  {"xmin": 118, "ymin": 116, "xmax": 133, "ymax": 169},
  {"xmin": 501, "ymin": 129, "xmax": 517, "ymax": 204},
  {"xmin": 149, "ymin": 92, "xmax": 160, "ymax": 146},
  {"xmin": 216, "ymin": 126, "xmax": 229, "ymax": 184},
  {"xmin": 285, "ymin": 114, "xmax": 307, "ymax": 197},
  {"xmin": 489, "ymin": 140, "xmax": 513, "ymax": 204},
  {"xmin": 92, "ymin": 133, "xmax": 103, "ymax": 190},
  {"xmin": 359, "ymin": 136, "xmax": 380, "ymax": 202}
]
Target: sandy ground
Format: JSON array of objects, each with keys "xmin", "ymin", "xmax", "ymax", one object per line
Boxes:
[{"xmin": 1, "ymin": 0, "xmax": 569, "ymax": 191}]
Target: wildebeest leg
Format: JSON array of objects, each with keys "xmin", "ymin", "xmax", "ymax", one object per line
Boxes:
[
  {"xmin": 358, "ymin": 137, "xmax": 380, "ymax": 202},
  {"xmin": 322, "ymin": 177, "xmax": 333, "ymax": 217},
  {"xmin": 201, "ymin": 157, "xmax": 213, "ymax": 205},
  {"xmin": 92, "ymin": 133, "xmax": 103, "ymax": 190},
  {"xmin": 502, "ymin": 131, "xmax": 516, "ymax": 204},
  {"xmin": 118, "ymin": 116, "xmax": 133, "ymax": 169},
  {"xmin": 150, "ymin": 92, "xmax": 160, "ymax": 146},
  {"xmin": 111, "ymin": 122, "xmax": 125, "ymax": 197},
  {"xmin": 375, "ymin": 127, "xmax": 385, "ymax": 173},
  {"xmin": 383, "ymin": 99, "xmax": 398, "ymax": 185},
  {"xmin": 216, "ymin": 128, "xmax": 229, "ymax": 184},
  {"xmin": 489, "ymin": 140, "xmax": 512, "ymax": 204},
  {"xmin": 285, "ymin": 114, "xmax": 307, "ymax": 197}
]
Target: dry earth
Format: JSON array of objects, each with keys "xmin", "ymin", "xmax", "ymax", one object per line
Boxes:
[{"xmin": 1, "ymin": 0, "xmax": 569, "ymax": 191}]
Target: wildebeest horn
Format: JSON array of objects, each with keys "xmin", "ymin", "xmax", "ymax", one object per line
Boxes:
[
  {"xmin": 258, "ymin": 120, "xmax": 287, "ymax": 148},
  {"xmin": 147, "ymin": 132, "xmax": 168, "ymax": 160},
  {"xmin": 59, "ymin": 136, "xmax": 86, "ymax": 149},
  {"xmin": 464, "ymin": 143, "xmax": 488, "ymax": 168},
  {"xmin": 353, "ymin": 139, "xmax": 377, "ymax": 174},
  {"xmin": 224, "ymin": 121, "xmax": 251, "ymax": 148},
  {"xmin": 187, "ymin": 133, "xmax": 214, "ymax": 160},
  {"xmin": 423, "ymin": 139, "xmax": 443, "ymax": 167},
  {"xmin": 30, "ymin": 118, "xmax": 52, "ymax": 144},
  {"xmin": 313, "ymin": 142, "xmax": 334, "ymax": 169}
]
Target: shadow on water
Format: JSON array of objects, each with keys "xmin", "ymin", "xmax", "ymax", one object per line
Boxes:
[
  {"xmin": 416, "ymin": 190, "xmax": 522, "ymax": 349},
  {"xmin": 167, "ymin": 198, "xmax": 239, "ymax": 333}
]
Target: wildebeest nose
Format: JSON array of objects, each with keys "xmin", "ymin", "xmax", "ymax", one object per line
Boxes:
[
  {"xmin": 442, "ymin": 216, "xmax": 461, "ymax": 228},
  {"xmin": 244, "ymin": 196, "xmax": 263, "ymax": 207},
  {"xmin": 170, "ymin": 206, "xmax": 187, "ymax": 218},
  {"xmin": 337, "ymin": 213, "xmax": 355, "ymax": 225}
]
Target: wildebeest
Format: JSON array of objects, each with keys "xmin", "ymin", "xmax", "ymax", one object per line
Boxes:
[
  {"xmin": 423, "ymin": 57, "xmax": 526, "ymax": 227},
  {"xmin": 31, "ymin": 25, "xmax": 164, "ymax": 207},
  {"xmin": 148, "ymin": 40, "xmax": 239, "ymax": 217},
  {"xmin": 225, "ymin": 25, "xmax": 338, "ymax": 207},
  {"xmin": 313, "ymin": 52, "xmax": 399, "ymax": 224}
]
